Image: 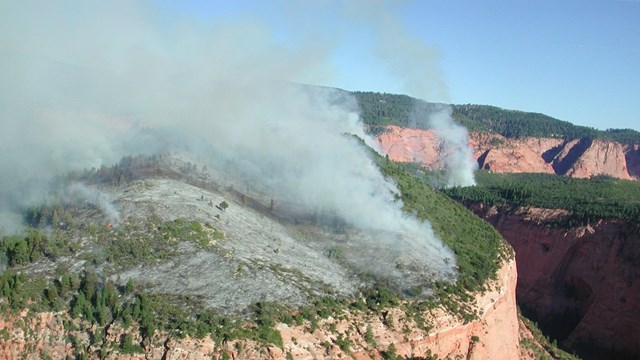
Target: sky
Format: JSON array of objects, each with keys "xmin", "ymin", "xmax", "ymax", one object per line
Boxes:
[{"xmin": 155, "ymin": 0, "xmax": 639, "ymax": 132}]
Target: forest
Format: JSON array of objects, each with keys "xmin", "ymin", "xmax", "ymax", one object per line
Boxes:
[
  {"xmin": 353, "ymin": 91, "xmax": 640, "ymax": 144},
  {"xmin": 443, "ymin": 171, "xmax": 640, "ymax": 227}
]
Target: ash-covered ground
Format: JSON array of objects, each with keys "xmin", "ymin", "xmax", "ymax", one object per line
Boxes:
[
  {"xmin": 15, "ymin": 154, "xmax": 451, "ymax": 315},
  {"xmin": 111, "ymin": 176, "xmax": 362, "ymax": 314}
]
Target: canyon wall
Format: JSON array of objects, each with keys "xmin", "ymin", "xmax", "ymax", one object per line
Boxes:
[
  {"xmin": 469, "ymin": 204, "xmax": 640, "ymax": 359},
  {"xmin": 0, "ymin": 260, "xmax": 520, "ymax": 359},
  {"xmin": 377, "ymin": 125, "xmax": 640, "ymax": 180}
]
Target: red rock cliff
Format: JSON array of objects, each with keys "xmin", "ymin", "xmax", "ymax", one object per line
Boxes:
[
  {"xmin": 469, "ymin": 204, "xmax": 640, "ymax": 359},
  {"xmin": 376, "ymin": 125, "xmax": 640, "ymax": 180}
]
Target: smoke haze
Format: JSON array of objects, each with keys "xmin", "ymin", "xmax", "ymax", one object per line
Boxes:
[
  {"xmin": 0, "ymin": 1, "xmax": 457, "ymax": 281},
  {"xmin": 348, "ymin": 0, "xmax": 477, "ymax": 186},
  {"xmin": 67, "ymin": 183, "xmax": 121, "ymax": 226}
]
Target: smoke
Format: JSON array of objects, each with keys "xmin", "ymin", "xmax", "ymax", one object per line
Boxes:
[
  {"xmin": 347, "ymin": 0, "xmax": 477, "ymax": 186},
  {"xmin": 428, "ymin": 107, "xmax": 477, "ymax": 187},
  {"xmin": 409, "ymin": 104, "xmax": 477, "ymax": 187},
  {"xmin": 67, "ymin": 183, "xmax": 121, "ymax": 226},
  {"xmin": 0, "ymin": 1, "xmax": 457, "ymax": 283}
]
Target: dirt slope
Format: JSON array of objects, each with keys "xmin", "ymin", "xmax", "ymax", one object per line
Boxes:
[{"xmin": 376, "ymin": 125, "xmax": 640, "ymax": 180}]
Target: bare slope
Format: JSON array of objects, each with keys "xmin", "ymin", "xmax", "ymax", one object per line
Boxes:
[
  {"xmin": 111, "ymin": 177, "xmax": 361, "ymax": 314},
  {"xmin": 15, "ymin": 153, "xmax": 452, "ymax": 315}
]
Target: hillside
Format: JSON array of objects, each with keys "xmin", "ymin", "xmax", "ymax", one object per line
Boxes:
[
  {"xmin": 353, "ymin": 91, "xmax": 640, "ymax": 144},
  {"xmin": 0, "ymin": 153, "xmax": 540, "ymax": 359},
  {"xmin": 355, "ymin": 91, "xmax": 640, "ymax": 181}
]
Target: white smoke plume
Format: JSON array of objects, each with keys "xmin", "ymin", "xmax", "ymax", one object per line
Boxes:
[
  {"xmin": 410, "ymin": 104, "xmax": 478, "ymax": 187},
  {"xmin": 348, "ymin": 0, "xmax": 477, "ymax": 186},
  {"xmin": 0, "ymin": 1, "xmax": 457, "ymax": 283},
  {"xmin": 428, "ymin": 107, "xmax": 477, "ymax": 187}
]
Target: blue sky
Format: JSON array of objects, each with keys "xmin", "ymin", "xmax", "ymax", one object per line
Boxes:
[{"xmin": 157, "ymin": 0, "xmax": 639, "ymax": 131}]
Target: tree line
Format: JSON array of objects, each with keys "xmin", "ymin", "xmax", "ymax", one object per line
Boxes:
[
  {"xmin": 353, "ymin": 91, "xmax": 640, "ymax": 145},
  {"xmin": 444, "ymin": 171, "xmax": 640, "ymax": 227}
]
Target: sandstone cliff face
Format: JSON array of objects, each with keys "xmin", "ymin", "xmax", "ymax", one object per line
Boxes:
[
  {"xmin": 376, "ymin": 126, "xmax": 445, "ymax": 170},
  {"xmin": 472, "ymin": 135, "xmax": 562, "ymax": 174},
  {"xmin": 469, "ymin": 204, "xmax": 640, "ymax": 359},
  {"xmin": 0, "ymin": 260, "xmax": 519, "ymax": 359},
  {"xmin": 555, "ymin": 139, "xmax": 632, "ymax": 179},
  {"xmin": 376, "ymin": 125, "xmax": 640, "ymax": 180}
]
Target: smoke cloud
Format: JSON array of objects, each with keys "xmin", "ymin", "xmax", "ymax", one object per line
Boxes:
[
  {"xmin": 347, "ymin": 0, "xmax": 476, "ymax": 186},
  {"xmin": 427, "ymin": 107, "xmax": 477, "ymax": 187},
  {"xmin": 0, "ymin": 1, "xmax": 457, "ymax": 283}
]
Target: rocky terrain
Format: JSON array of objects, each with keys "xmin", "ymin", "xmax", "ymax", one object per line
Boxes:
[
  {"xmin": 468, "ymin": 204, "xmax": 640, "ymax": 359},
  {"xmin": 377, "ymin": 125, "xmax": 640, "ymax": 180}
]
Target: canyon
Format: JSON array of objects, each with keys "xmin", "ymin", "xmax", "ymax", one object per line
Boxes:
[
  {"xmin": 377, "ymin": 125, "xmax": 640, "ymax": 180},
  {"xmin": 377, "ymin": 125, "xmax": 640, "ymax": 359},
  {"xmin": 468, "ymin": 204, "xmax": 640, "ymax": 359}
]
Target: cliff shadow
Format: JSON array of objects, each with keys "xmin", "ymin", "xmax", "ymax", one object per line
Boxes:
[
  {"xmin": 477, "ymin": 149, "xmax": 491, "ymax": 170},
  {"xmin": 625, "ymin": 146, "xmax": 640, "ymax": 178},
  {"xmin": 541, "ymin": 143, "xmax": 565, "ymax": 163},
  {"xmin": 552, "ymin": 137, "xmax": 593, "ymax": 175}
]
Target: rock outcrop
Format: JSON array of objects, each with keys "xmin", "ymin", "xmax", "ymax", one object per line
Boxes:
[
  {"xmin": 376, "ymin": 126, "xmax": 445, "ymax": 170},
  {"xmin": 376, "ymin": 125, "xmax": 640, "ymax": 180},
  {"xmin": 469, "ymin": 204, "xmax": 640, "ymax": 359},
  {"xmin": 0, "ymin": 259, "xmax": 520, "ymax": 359}
]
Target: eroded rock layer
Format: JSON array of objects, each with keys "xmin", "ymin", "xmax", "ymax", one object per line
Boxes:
[{"xmin": 376, "ymin": 125, "xmax": 640, "ymax": 180}]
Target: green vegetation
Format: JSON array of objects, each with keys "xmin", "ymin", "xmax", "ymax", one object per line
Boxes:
[
  {"xmin": 382, "ymin": 343, "xmax": 400, "ymax": 360},
  {"xmin": 0, "ymin": 230, "xmax": 75, "ymax": 266},
  {"xmin": 364, "ymin": 324, "xmax": 376, "ymax": 346},
  {"xmin": 70, "ymin": 154, "xmax": 165, "ymax": 186},
  {"xmin": 452, "ymin": 104, "xmax": 640, "ymax": 144},
  {"xmin": 120, "ymin": 333, "xmax": 144, "ymax": 354},
  {"xmin": 161, "ymin": 218, "xmax": 224, "ymax": 246},
  {"xmin": 335, "ymin": 332, "xmax": 352, "ymax": 353},
  {"xmin": 25, "ymin": 203, "xmax": 77, "ymax": 229},
  {"xmin": 444, "ymin": 171, "xmax": 640, "ymax": 226},
  {"xmin": 353, "ymin": 91, "xmax": 466, "ymax": 134},
  {"xmin": 353, "ymin": 91, "xmax": 640, "ymax": 144},
  {"xmin": 378, "ymin": 158, "xmax": 510, "ymax": 306},
  {"xmin": 0, "ymin": 264, "xmax": 287, "ymax": 354}
]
